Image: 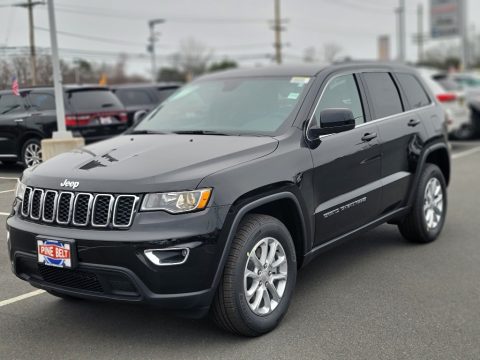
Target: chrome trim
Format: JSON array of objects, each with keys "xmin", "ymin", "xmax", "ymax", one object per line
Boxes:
[
  {"xmin": 42, "ymin": 190, "xmax": 58, "ymax": 223},
  {"xmin": 305, "ymin": 71, "xmax": 436, "ymax": 142},
  {"xmin": 29, "ymin": 189, "xmax": 44, "ymax": 220},
  {"xmin": 91, "ymin": 194, "xmax": 114, "ymax": 228},
  {"xmin": 72, "ymin": 193, "xmax": 94, "ymax": 226},
  {"xmin": 144, "ymin": 248, "xmax": 190, "ymax": 266},
  {"xmin": 21, "ymin": 187, "xmax": 33, "ymax": 217},
  {"xmin": 113, "ymin": 195, "xmax": 139, "ymax": 228},
  {"xmin": 56, "ymin": 192, "xmax": 74, "ymax": 225},
  {"xmin": 0, "ymin": 154, "xmax": 18, "ymax": 158}
]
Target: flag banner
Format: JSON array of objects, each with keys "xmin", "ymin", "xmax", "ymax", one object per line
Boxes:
[{"xmin": 11, "ymin": 75, "xmax": 19, "ymax": 96}]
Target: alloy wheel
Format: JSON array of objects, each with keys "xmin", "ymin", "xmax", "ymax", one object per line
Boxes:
[
  {"xmin": 423, "ymin": 177, "xmax": 444, "ymax": 231},
  {"xmin": 24, "ymin": 142, "xmax": 42, "ymax": 168},
  {"xmin": 243, "ymin": 237, "xmax": 288, "ymax": 316}
]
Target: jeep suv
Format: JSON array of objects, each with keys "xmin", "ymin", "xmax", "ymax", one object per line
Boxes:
[{"xmin": 7, "ymin": 63, "xmax": 450, "ymax": 336}]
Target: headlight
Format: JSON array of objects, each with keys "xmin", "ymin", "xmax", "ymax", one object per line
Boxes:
[
  {"xmin": 15, "ymin": 180, "xmax": 26, "ymax": 200},
  {"xmin": 141, "ymin": 188, "xmax": 212, "ymax": 213}
]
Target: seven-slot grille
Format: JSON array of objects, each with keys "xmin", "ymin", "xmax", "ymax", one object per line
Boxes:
[{"xmin": 21, "ymin": 187, "xmax": 138, "ymax": 229}]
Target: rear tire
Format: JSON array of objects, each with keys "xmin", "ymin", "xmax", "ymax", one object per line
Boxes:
[
  {"xmin": 398, "ymin": 164, "xmax": 447, "ymax": 243},
  {"xmin": 211, "ymin": 214, "xmax": 297, "ymax": 337}
]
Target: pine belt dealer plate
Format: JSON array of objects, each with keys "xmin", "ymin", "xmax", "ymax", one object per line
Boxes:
[{"xmin": 37, "ymin": 237, "xmax": 77, "ymax": 269}]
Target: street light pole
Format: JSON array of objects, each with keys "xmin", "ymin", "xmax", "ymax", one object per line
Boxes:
[
  {"xmin": 46, "ymin": 0, "xmax": 70, "ymax": 137},
  {"xmin": 148, "ymin": 19, "xmax": 164, "ymax": 83}
]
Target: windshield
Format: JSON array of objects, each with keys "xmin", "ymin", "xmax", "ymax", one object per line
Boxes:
[{"xmin": 134, "ymin": 76, "xmax": 311, "ymax": 135}]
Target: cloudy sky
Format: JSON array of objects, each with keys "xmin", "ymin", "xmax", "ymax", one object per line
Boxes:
[{"xmin": 1, "ymin": 0, "xmax": 479, "ymax": 76}]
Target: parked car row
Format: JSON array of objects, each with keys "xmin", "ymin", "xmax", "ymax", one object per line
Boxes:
[
  {"xmin": 418, "ymin": 69, "xmax": 480, "ymax": 140},
  {"xmin": 0, "ymin": 83, "xmax": 181, "ymax": 167}
]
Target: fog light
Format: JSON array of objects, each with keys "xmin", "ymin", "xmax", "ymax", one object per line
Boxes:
[{"xmin": 144, "ymin": 248, "xmax": 190, "ymax": 266}]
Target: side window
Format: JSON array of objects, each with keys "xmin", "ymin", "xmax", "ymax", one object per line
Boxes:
[
  {"xmin": 0, "ymin": 94, "xmax": 25, "ymax": 115},
  {"xmin": 363, "ymin": 72, "xmax": 403, "ymax": 119},
  {"xmin": 313, "ymin": 74, "xmax": 365, "ymax": 126},
  {"xmin": 27, "ymin": 93, "xmax": 56, "ymax": 111},
  {"xmin": 396, "ymin": 73, "xmax": 430, "ymax": 109},
  {"xmin": 116, "ymin": 89, "xmax": 153, "ymax": 106}
]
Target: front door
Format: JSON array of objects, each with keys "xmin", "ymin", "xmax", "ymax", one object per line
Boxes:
[{"xmin": 308, "ymin": 74, "xmax": 382, "ymax": 246}]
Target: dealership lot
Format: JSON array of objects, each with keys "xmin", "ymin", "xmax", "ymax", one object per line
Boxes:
[{"xmin": 1, "ymin": 141, "xmax": 480, "ymax": 359}]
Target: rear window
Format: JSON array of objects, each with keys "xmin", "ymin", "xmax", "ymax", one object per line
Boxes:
[
  {"xmin": 396, "ymin": 73, "xmax": 430, "ymax": 109},
  {"xmin": 115, "ymin": 89, "xmax": 154, "ymax": 106},
  {"xmin": 156, "ymin": 87, "xmax": 178, "ymax": 103},
  {"xmin": 363, "ymin": 72, "xmax": 403, "ymax": 119},
  {"xmin": 67, "ymin": 89, "xmax": 123, "ymax": 112},
  {"xmin": 0, "ymin": 93, "xmax": 25, "ymax": 114}
]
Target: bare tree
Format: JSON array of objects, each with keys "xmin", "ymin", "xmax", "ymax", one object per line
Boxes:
[
  {"xmin": 322, "ymin": 43, "xmax": 343, "ymax": 63},
  {"xmin": 170, "ymin": 37, "xmax": 212, "ymax": 80},
  {"xmin": 303, "ymin": 46, "xmax": 318, "ymax": 63}
]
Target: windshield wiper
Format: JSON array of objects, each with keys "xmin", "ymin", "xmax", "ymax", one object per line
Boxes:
[
  {"xmin": 1, "ymin": 105, "xmax": 20, "ymax": 115},
  {"xmin": 129, "ymin": 129, "xmax": 169, "ymax": 135},
  {"xmin": 172, "ymin": 130, "xmax": 231, "ymax": 136}
]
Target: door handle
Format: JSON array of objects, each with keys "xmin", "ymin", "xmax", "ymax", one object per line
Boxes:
[
  {"xmin": 361, "ymin": 132, "xmax": 377, "ymax": 142},
  {"xmin": 14, "ymin": 118, "xmax": 24, "ymax": 123},
  {"xmin": 408, "ymin": 118, "xmax": 420, "ymax": 127}
]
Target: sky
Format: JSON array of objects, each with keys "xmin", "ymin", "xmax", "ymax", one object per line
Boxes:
[{"xmin": 0, "ymin": 0, "xmax": 479, "ymax": 77}]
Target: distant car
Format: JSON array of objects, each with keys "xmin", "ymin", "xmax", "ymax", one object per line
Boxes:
[
  {"xmin": 111, "ymin": 83, "xmax": 181, "ymax": 126},
  {"xmin": 418, "ymin": 70, "xmax": 473, "ymax": 140},
  {"xmin": 0, "ymin": 86, "xmax": 128, "ymax": 167}
]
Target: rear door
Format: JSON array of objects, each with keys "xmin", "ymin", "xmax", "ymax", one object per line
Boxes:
[
  {"xmin": 0, "ymin": 92, "xmax": 29, "ymax": 157},
  {"xmin": 25, "ymin": 91, "xmax": 57, "ymax": 137},
  {"xmin": 361, "ymin": 72, "xmax": 429, "ymax": 214},
  {"xmin": 309, "ymin": 73, "xmax": 383, "ymax": 246}
]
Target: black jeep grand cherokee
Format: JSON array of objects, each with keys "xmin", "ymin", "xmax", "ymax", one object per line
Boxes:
[{"xmin": 7, "ymin": 63, "xmax": 450, "ymax": 336}]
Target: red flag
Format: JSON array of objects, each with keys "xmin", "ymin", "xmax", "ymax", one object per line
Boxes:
[{"xmin": 11, "ymin": 75, "xmax": 19, "ymax": 96}]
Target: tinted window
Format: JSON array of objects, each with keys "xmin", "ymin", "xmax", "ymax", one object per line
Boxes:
[
  {"xmin": 396, "ymin": 74, "xmax": 430, "ymax": 109},
  {"xmin": 67, "ymin": 90, "xmax": 123, "ymax": 112},
  {"xmin": 313, "ymin": 74, "xmax": 364, "ymax": 126},
  {"xmin": 115, "ymin": 89, "xmax": 153, "ymax": 106},
  {"xmin": 28, "ymin": 93, "xmax": 55, "ymax": 110},
  {"xmin": 0, "ymin": 93, "xmax": 25, "ymax": 115},
  {"xmin": 156, "ymin": 88, "xmax": 177, "ymax": 103},
  {"xmin": 363, "ymin": 73, "xmax": 403, "ymax": 119}
]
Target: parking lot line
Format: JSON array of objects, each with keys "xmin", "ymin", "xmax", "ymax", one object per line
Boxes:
[
  {"xmin": 0, "ymin": 212, "xmax": 10, "ymax": 216},
  {"xmin": 0, "ymin": 177, "xmax": 19, "ymax": 180},
  {"xmin": 0, "ymin": 189, "xmax": 15, "ymax": 194},
  {"xmin": 0, "ymin": 290, "xmax": 45, "ymax": 308},
  {"xmin": 452, "ymin": 146, "xmax": 480, "ymax": 160}
]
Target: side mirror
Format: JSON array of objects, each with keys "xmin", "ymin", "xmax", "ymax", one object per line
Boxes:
[
  {"xmin": 133, "ymin": 110, "xmax": 148, "ymax": 125},
  {"xmin": 308, "ymin": 108, "xmax": 356, "ymax": 138}
]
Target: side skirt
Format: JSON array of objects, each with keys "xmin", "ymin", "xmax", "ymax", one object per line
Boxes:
[{"xmin": 302, "ymin": 206, "xmax": 410, "ymax": 267}]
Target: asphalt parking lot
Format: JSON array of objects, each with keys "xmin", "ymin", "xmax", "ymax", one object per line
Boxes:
[{"xmin": 1, "ymin": 141, "xmax": 480, "ymax": 360}]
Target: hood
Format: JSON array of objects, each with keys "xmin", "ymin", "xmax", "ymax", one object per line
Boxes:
[{"xmin": 23, "ymin": 134, "xmax": 278, "ymax": 193}]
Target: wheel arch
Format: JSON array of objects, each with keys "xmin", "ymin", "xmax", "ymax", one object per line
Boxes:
[
  {"xmin": 17, "ymin": 132, "xmax": 44, "ymax": 158},
  {"xmin": 210, "ymin": 186, "xmax": 310, "ymax": 294}
]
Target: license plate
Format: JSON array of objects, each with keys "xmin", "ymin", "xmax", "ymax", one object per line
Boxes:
[
  {"xmin": 37, "ymin": 238, "xmax": 75, "ymax": 268},
  {"xmin": 99, "ymin": 116, "xmax": 113, "ymax": 125}
]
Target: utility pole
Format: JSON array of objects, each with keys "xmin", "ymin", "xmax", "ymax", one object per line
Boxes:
[
  {"xmin": 13, "ymin": 1, "xmax": 43, "ymax": 86},
  {"xmin": 417, "ymin": 3, "xmax": 424, "ymax": 63},
  {"xmin": 46, "ymin": 0, "xmax": 69, "ymax": 137},
  {"xmin": 396, "ymin": 0, "xmax": 406, "ymax": 62},
  {"xmin": 459, "ymin": 0, "xmax": 468, "ymax": 71},
  {"xmin": 273, "ymin": 0, "xmax": 282, "ymax": 64},
  {"xmin": 148, "ymin": 19, "xmax": 164, "ymax": 83}
]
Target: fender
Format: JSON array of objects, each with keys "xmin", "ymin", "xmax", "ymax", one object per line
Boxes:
[
  {"xmin": 406, "ymin": 140, "xmax": 450, "ymax": 208},
  {"xmin": 209, "ymin": 191, "xmax": 309, "ymax": 292}
]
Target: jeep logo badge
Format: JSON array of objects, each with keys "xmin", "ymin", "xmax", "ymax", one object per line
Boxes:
[{"xmin": 60, "ymin": 179, "xmax": 80, "ymax": 189}]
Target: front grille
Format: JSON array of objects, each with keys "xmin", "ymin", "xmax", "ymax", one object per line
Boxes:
[
  {"xmin": 38, "ymin": 264, "xmax": 104, "ymax": 293},
  {"xmin": 21, "ymin": 187, "xmax": 138, "ymax": 229}
]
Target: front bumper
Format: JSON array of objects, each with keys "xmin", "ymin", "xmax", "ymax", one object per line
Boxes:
[{"xmin": 7, "ymin": 205, "xmax": 230, "ymax": 316}]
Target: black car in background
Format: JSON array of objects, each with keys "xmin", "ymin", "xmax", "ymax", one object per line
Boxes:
[
  {"xmin": 0, "ymin": 86, "xmax": 128, "ymax": 167},
  {"xmin": 111, "ymin": 83, "xmax": 181, "ymax": 125}
]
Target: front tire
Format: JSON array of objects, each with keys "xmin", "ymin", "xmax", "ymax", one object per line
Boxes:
[
  {"xmin": 211, "ymin": 214, "xmax": 297, "ymax": 336},
  {"xmin": 398, "ymin": 164, "xmax": 447, "ymax": 243}
]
